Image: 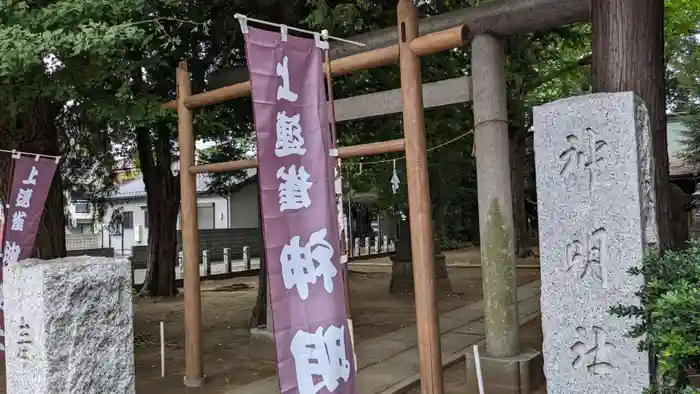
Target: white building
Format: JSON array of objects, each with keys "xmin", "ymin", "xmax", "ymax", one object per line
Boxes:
[{"xmin": 66, "ymin": 171, "xmax": 260, "ymax": 255}]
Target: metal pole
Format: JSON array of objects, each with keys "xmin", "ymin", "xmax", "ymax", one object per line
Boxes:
[
  {"xmin": 397, "ymin": 0, "xmax": 444, "ymax": 392},
  {"xmin": 176, "ymin": 60, "xmax": 205, "ymax": 387}
]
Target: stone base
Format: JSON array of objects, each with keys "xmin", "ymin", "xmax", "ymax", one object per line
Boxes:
[
  {"xmin": 465, "ymin": 347, "xmax": 543, "ymax": 394},
  {"xmin": 183, "ymin": 375, "xmax": 206, "ymax": 388},
  {"xmin": 389, "ymin": 255, "xmax": 452, "ymax": 295},
  {"xmin": 249, "ymin": 326, "xmax": 274, "ymax": 341}
]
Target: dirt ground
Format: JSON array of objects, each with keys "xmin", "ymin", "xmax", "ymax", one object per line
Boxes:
[
  {"xmin": 0, "ymin": 248, "xmax": 542, "ymax": 394},
  {"xmin": 133, "ymin": 249, "xmax": 540, "ymax": 393}
]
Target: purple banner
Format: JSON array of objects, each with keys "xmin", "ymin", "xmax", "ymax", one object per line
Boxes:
[
  {"xmin": 244, "ymin": 26, "xmax": 356, "ymax": 394},
  {"xmin": 1, "ymin": 155, "xmax": 58, "ymax": 357}
]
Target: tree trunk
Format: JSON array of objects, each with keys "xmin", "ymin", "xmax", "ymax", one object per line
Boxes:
[
  {"xmin": 33, "ymin": 168, "xmax": 66, "ymax": 259},
  {"xmin": 509, "ymin": 126, "xmax": 528, "ymax": 258},
  {"xmin": 592, "ymin": 0, "xmax": 670, "ymax": 250},
  {"xmin": 139, "ymin": 185, "xmax": 179, "ymax": 297},
  {"xmin": 136, "ymin": 126, "xmax": 179, "ymax": 297}
]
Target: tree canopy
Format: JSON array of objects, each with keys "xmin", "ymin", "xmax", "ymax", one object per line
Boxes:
[{"xmin": 0, "ymin": 0, "xmax": 696, "ymax": 294}]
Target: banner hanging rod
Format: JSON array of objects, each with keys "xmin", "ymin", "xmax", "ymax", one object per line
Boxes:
[
  {"xmin": 0, "ymin": 149, "xmax": 60, "ymax": 162},
  {"xmin": 234, "ymin": 14, "xmax": 366, "ymax": 47}
]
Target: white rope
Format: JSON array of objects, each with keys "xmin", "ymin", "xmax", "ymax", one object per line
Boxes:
[
  {"xmin": 234, "ymin": 14, "xmax": 366, "ymax": 47},
  {"xmin": 345, "ymin": 119, "xmax": 508, "ymax": 167}
]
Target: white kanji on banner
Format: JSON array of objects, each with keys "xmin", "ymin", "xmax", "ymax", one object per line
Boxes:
[
  {"xmin": 280, "ymin": 228, "xmax": 337, "ymax": 300},
  {"xmin": 290, "ymin": 325, "xmax": 350, "ymax": 394}
]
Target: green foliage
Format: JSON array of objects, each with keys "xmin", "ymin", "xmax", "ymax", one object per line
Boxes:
[
  {"xmin": 679, "ymin": 112, "xmax": 700, "ymax": 166},
  {"xmin": 610, "ymin": 241, "xmax": 700, "ymax": 393},
  {"xmin": 665, "ymin": 0, "xmax": 700, "ymax": 111},
  {"xmin": 664, "ymin": 0, "xmax": 700, "ymax": 175},
  {"xmin": 0, "ymin": 0, "xmax": 154, "ymax": 108}
]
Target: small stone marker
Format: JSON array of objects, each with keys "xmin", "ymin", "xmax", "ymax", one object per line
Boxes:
[
  {"xmin": 242, "ymin": 246, "xmax": 251, "ymax": 270},
  {"xmin": 382, "ymin": 236, "xmax": 389, "ymax": 253},
  {"xmin": 223, "ymin": 248, "xmax": 232, "ymax": 273},
  {"xmin": 373, "ymin": 236, "xmax": 380, "ymax": 254},
  {"xmin": 364, "ymin": 237, "xmax": 370, "ymax": 255},
  {"xmin": 388, "ymin": 239, "xmax": 395, "ymax": 252},
  {"xmin": 4, "ymin": 257, "xmax": 135, "ymax": 394},
  {"xmin": 353, "ymin": 238, "xmax": 360, "ymax": 257},
  {"xmin": 202, "ymin": 250, "xmax": 210, "ymax": 276},
  {"xmin": 534, "ymin": 92, "xmax": 656, "ymax": 394},
  {"xmin": 177, "ymin": 251, "xmax": 184, "ymax": 278}
]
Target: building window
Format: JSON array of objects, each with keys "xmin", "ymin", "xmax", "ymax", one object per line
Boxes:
[
  {"xmin": 122, "ymin": 211, "xmax": 134, "ymax": 229},
  {"xmin": 74, "ymin": 200, "xmax": 91, "ymax": 214},
  {"xmin": 142, "ymin": 206, "xmax": 148, "ymax": 228}
]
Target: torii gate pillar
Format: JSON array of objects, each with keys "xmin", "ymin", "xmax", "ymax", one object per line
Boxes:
[
  {"xmin": 397, "ymin": 0, "xmax": 444, "ymax": 393},
  {"xmin": 465, "ymin": 34, "xmax": 542, "ymax": 394}
]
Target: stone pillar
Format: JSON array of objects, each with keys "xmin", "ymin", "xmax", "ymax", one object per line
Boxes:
[
  {"xmin": 471, "ymin": 34, "xmax": 519, "ymax": 357},
  {"xmin": 353, "ymin": 238, "xmax": 360, "ymax": 257},
  {"xmin": 532, "ymin": 93, "xmax": 654, "ymax": 393},
  {"xmin": 178, "ymin": 251, "xmax": 184, "ymax": 279},
  {"xmin": 223, "ymin": 248, "xmax": 231, "ymax": 273},
  {"xmin": 373, "ymin": 236, "xmax": 380, "ymax": 254},
  {"xmin": 202, "ymin": 250, "xmax": 210, "ymax": 276},
  {"xmin": 242, "ymin": 246, "xmax": 251, "ymax": 270},
  {"xmin": 465, "ymin": 34, "xmax": 541, "ymax": 394},
  {"xmin": 4, "ymin": 257, "xmax": 135, "ymax": 393},
  {"xmin": 382, "ymin": 236, "xmax": 389, "ymax": 253},
  {"xmin": 389, "ymin": 219, "xmax": 451, "ymax": 295}
]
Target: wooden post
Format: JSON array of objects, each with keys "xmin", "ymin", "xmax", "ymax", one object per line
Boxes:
[
  {"xmin": 176, "ymin": 60, "xmax": 205, "ymax": 387},
  {"xmin": 471, "ymin": 34, "xmax": 519, "ymax": 358},
  {"xmin": 397, "ymin": 1, "xmax": 444, "ymax": 393}
]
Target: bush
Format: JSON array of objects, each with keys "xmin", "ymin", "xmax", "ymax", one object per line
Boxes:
[{"xmin": 611, "ymin": 240, "xmax": 700, "ymax": 393}]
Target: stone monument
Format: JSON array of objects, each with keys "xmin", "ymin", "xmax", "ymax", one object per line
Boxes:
[
  {"xmin": 389, "ymin": 218, "xmax": 451, "ymax": 294},
  {"xmin": 4, "ymin": 257, "xmax": 135, "ymax": 394},
  {"xmin": 534, "ymin": 92, "xmax": 656, "ymax": 393}
]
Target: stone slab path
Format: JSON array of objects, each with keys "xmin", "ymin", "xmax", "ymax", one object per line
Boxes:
[{"xmin": 232, "ymin": 280, "xmax": 541, "ymax": 394}]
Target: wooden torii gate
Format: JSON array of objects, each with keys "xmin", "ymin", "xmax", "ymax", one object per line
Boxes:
[{"xmin": 163, "ymin": 0, "xmax": 591, "ymax": 392}]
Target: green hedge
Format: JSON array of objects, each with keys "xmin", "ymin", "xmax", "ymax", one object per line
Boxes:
[{"xmin": 611, "ymin": 240, "xmax": 700, "ymax": 393}]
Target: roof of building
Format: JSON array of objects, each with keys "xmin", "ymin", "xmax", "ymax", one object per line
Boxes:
[{"xmin": 109, "ymin": 169, "xmax": 257, "ymax": 199}]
